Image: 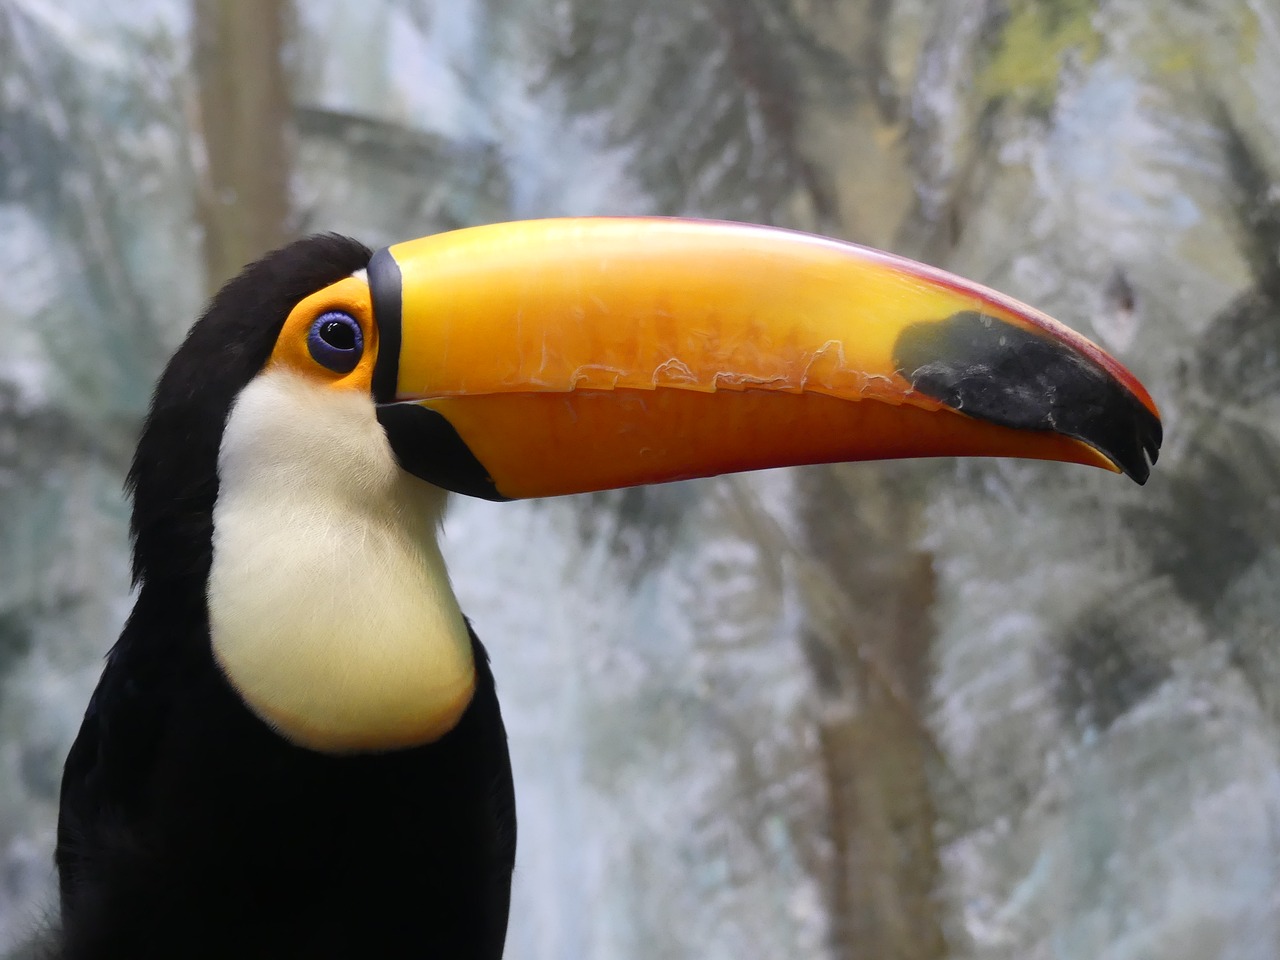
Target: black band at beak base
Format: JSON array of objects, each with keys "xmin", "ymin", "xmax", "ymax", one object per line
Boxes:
[
  {"xmin": 368, "ymin": 246, "xmax": 403, "ymax": 405},
  {"xmin": 376, "ymin": 404, "xmax": 509, "ymax": 501}
]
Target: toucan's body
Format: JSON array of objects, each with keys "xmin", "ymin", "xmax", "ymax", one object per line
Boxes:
[
  {"xmin": 58, "ymin": 612, "xmax": 513, "ymax": 960},
  {"xmin": 50, "ymin": 219, "xmax": 1161, "ymax": 959}
]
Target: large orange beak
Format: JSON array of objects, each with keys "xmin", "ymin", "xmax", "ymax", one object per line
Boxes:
[{"xmin": 367, "ymin": 218, "xmax": 1161, "ymax": 500}]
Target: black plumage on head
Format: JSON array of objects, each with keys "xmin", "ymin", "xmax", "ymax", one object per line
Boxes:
[{"xmin": 126, "ymin": 234, "xmax": 372, "ymax": 588}]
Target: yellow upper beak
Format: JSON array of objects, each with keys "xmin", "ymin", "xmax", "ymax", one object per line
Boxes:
[{"xmin": 367, "ymin": 218, "xmax": 1161, "ymax": 500}]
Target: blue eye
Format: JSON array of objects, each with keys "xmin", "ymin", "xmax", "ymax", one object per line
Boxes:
[{"xmin": 307, "ymin": 312, "xmax": 364, "ymax": 374}]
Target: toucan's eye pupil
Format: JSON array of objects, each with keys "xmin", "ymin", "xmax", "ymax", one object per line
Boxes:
[
  {"xmin": 320, "ymin": 319, "xmax": 356, "ymax": 350},
  {"xmin": 307, "ymin": 311, "xmax": 364, "ymax": 374}
]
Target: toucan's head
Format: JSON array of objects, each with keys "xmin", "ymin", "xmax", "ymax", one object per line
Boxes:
[{"xmin": 126, "ymin": 218, "xmax": 1161, "ymax": 753}]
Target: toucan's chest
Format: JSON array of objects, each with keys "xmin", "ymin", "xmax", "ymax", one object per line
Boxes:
[
  {"xmin": 58, "ymin": 622, "xmax": 515, "ymax": 960},
  {"xmin": 55, "ymin": 360, "xmax": 517, "ymax": 958},
  {"xmin": 207, "ymin": 368, "xmax": 478, "ymax": 753}
]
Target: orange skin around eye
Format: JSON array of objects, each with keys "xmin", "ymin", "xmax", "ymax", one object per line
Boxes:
[{"xmin": 269, "ymin": 277, "xmax": 379, "ymax": 392}]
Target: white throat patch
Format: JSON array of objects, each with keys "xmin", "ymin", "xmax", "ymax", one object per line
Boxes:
[{"xmin": 208, "ymin": 368, "xmax": 476, "ymax": 753}]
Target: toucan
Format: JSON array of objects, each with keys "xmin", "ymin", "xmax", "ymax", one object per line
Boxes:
[{"xmin": 50, "ymin": 218, "xmax": 1160, "ymax": 959}]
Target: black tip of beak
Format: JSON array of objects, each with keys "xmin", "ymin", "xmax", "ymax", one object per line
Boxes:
[{"xmin": 894, "ymin": 311, "xmax": 1162, "ymax": 484}]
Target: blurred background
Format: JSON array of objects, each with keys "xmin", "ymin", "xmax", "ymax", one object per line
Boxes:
[{"xmin": 1, "ymin": 1, "xmax": 1277, "ymax": 958}]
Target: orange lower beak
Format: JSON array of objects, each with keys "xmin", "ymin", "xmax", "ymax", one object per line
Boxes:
[{"xmin": 366, "ymin": 218, "xmax": 1161, "ymax": 500}]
